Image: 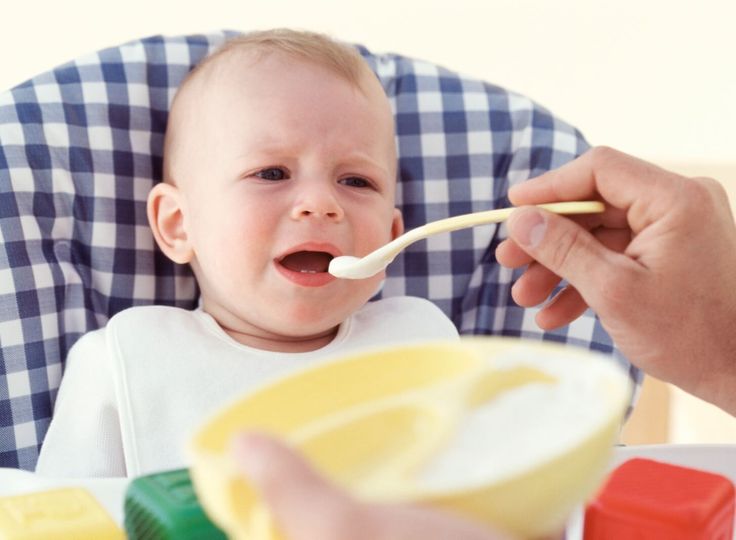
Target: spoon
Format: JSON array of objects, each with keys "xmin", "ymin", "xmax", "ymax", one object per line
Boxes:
[{"xmin": 329, "ymin": 201, "xmax": 605, "ymax": 279}]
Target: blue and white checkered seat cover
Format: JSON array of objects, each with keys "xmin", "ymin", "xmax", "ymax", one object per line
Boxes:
[{"xmin": 0, "ymin": 31, "xmax": 640, "ymax": 469}]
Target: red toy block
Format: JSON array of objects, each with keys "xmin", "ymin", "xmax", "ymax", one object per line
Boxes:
[{"xmin": 584, "ymin": 458, "xmax": 735, "ymax": 539}]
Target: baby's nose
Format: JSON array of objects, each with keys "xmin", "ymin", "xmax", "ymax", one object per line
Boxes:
[{"xmin": 290, "ymin": 189, "xmax": 345, "ymax": 221}]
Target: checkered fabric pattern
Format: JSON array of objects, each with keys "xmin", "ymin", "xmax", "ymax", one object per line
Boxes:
[{"xmin": 0, "ymin": 30, "xmax": 641, "ymax": 470}]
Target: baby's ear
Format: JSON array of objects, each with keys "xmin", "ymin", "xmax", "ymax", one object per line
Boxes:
[
  {"xmin": 391, "ymin": 208, "xmax": 404, "ymax": 240},
  {"xmin": 147, "ymin": 182, "xmax": 193, "ymax": 264}
]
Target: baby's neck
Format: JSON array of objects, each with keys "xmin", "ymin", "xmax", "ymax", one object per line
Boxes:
[
  {"xmin": 199, "ymin": 299, "xmax": 341, "ymax": 352},
  {"xmin": 220, "ymin": 324, "xmax": 338, "ymax": 353}
]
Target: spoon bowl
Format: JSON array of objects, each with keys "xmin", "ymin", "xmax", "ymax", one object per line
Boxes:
[{"xmin": 329, "ymin": 201, "xmax": 605, "ymax": 279}]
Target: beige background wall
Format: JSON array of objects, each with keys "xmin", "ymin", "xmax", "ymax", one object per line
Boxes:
[
  {"xmin": 3, "ymin": 0, "xmax": 735, "ymax": 443},
  {"xmin": 3, "ymin": 0, "xmax": 735, "ymax": 165}
]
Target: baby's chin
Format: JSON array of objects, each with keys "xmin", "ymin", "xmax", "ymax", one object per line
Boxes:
[
  {"xmin": 277, "ymin": 309, "xmax": 347, "ymax": 338},
  {"xmin": 254, "ymin": 303, "xmax": 350, "ymax": 346}
]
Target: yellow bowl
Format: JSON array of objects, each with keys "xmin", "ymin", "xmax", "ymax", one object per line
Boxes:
[{"xmin": 189, "ymin": 338, "xmax": 632, "ymax": 539}]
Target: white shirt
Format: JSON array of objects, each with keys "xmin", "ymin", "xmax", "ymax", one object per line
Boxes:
[{"xmin": 36, "ymin": 297, "xmax": 458, "ymax": 477}]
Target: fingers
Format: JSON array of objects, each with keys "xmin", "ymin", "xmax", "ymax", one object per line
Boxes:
[
  {"xmin": 233, "ymin": 432, "xmax": 330, "ymax": 506},
  {"xmin": 500, "ymin": 218, "xmax": 632, "ymax": 314},
  {"xmin": 233, "ymin": 432, "xmax": 507, "ymax": 540},
  {"xmin": 368, "ymin": 502, "xmax": 508, "ymax": 540},
  {"xmin": 496, "ymin": 238, "xmax": 533, "ymax": 268},
  {"xmin": 505, "ymin": 206, "xmax": 629, "ymax": 311},
  {"xmin": 535, "ymin": 286, "xmax": 589, "ymax": 330},
  {"xmin": 232, "ymin": 432, "xmax": 360, "ymax": 540},
  {"xmin": 496, "ymin": 211, "xmax": 623, "ymax": 271},
  {"xmin": 511, "ymin": 261, "xmax": 561, "ymax": 307},
  {"xmin": 508, "ymin": 147, "xmax": 683, "ymax": 223}
]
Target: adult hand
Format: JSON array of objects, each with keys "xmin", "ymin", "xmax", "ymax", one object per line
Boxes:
[
  {"xmin": 232, "ymin": 432, "xmax": 508, "ymax": 540},
  {"xmin": 496, "ymin": 147, "xmax": 736, "ymax": 415}
]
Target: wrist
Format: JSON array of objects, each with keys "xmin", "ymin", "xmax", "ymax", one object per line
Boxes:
[
  {"xmin": 703, "ymin": 372, "xmax": 736, "ymax": 418},
  {"xmin": 691, "ymin": 332, "xmax": 736, "ymax": 417}
]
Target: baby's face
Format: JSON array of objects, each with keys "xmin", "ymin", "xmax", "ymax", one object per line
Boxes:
[{"xmin": 172, "ymin": 52, "xmax": 402, "ymax": 351}]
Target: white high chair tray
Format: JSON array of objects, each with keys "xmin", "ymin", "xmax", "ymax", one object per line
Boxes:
[
  {"xmin": 1, "ymin": 444, "xmax": 734, "ymax": 535},
  {"xmin": 0, "ymin": 468, "xmax": 130, "ymax": 525},
  {"xmin": 567, "ymin": 443, "xmax": 736, "ymax": 539}
]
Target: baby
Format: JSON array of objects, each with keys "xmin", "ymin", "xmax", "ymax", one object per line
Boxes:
[{"xmin": 35, "ymin": 29, "xmax": 458, "ymax": 477}]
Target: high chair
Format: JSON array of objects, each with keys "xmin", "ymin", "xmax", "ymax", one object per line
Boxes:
[{"xmin": 0, "ymin": 30, "xmax": 640, "ymax": 469}]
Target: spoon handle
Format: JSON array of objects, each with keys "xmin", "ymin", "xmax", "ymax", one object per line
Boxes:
[
  {"xmin": 395, "ymin": 201, "xmax": 604, "ymax": 250},
  {"xmin": 330, "ymin": 200, "xmax": 605, "ymax": 279}
]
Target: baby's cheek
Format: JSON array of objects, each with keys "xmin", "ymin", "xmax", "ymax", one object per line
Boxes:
[
  {"xmin": 356, "ymin": 275, "xmax": 385, "ymax": 302},
  {"xmin": 360, "ymin": 222, "xmax": 395, "ymax": 252}
]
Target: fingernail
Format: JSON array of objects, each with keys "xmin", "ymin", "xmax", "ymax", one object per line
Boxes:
[{"xmin": 508, "ymin": 208, "xmax": 546, "ymax": 249}]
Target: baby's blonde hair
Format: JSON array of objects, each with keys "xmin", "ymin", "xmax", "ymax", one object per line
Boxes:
[
  {"xmin": 192, "ymin": 28, "xmax": 370, "ymax": 87},
  {"xmin": 163, "ymin": 29, "xmax": 376, "ymax": 183}
]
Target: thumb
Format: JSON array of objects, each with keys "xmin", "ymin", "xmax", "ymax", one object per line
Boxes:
[
  {"xmin": 506, "ymin": 206, "xmax": 615, "ymax": 303},
  {"xmin": 232, "ymin": 432, "xmax": 354, "ymax": 540}
]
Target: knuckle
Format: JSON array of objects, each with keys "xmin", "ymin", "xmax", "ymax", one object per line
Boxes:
[
  {"xmin": 598, "ymin": 271, "xmax": 632, "ymax": 314},
  {"xmin": 694, "ymin": 175, "xmax": 728, "ymax": 201},
  {"xmin": 680, "ymin": 176, "xmax": 721, "ymax": 211},
  {"xmin": 596, "ymin": 262, "xmax": 648, "ymax": 322},
  {"xmin": 587, "ymin": 145, "xmax": 621, "ymax": 168},
  {"xmin": 548, "ymin": 225, "xmax": 584, "ymax": 273}
]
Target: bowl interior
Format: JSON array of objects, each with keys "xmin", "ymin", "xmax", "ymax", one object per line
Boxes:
[
  {"xmin": 192, "ymin": 341, "xmax": 482, "ymax": 452},
  {"xmin": 190, "ymin": 338, "xmax": 631, "ymax": 539}
]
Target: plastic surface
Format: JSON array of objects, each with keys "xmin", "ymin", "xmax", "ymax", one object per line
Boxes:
[
  {"xmin": 584, "ymin": 458, "xmax": 736, "ymax": 539},
  {"xmin": 0, "ymin": 487, "xmax": 123, "ymax": 539},
  {"xmin": 124, "ymin": 468, "xmax": 226, "ymax": 540},
  {"xmin": 189, "ymin": 338, "xmax": 632, "ymax": 539},
  {"xmin": 0, "ymin": 468, "xmax": 129, "ymax": 525}
]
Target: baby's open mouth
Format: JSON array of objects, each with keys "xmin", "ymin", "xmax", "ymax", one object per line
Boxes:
[{"xmin": 278, "ymin": 251, "xmax": 334, "ymax": 274}]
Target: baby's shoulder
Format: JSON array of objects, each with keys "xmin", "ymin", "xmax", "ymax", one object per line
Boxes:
[
  {"xmin": 108, "ymin": 304, "xmax": 190, "ymax": 323},
  {"xmin": 105, "ymin": 305, "xmax": 202, "ymax": 339},
  {"xmin": 64, "ymin": 306, "xmax": 192, "ymax": 371}
]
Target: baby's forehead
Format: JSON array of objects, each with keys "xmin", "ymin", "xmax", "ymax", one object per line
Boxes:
[
  {"xmin": 166, "ymin": 46, "xmax": 396, "ymax": 178},
  {"xmin": 189, "ymin": 47, "xmax": 383, "ymax": 103}
]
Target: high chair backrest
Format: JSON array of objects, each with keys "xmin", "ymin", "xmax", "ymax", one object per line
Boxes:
[{"xmin": 0, "ymin": 31, "xmax": 638, "ymax": 469}]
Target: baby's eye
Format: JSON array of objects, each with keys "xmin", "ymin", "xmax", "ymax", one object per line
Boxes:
[
  {"xmin": 255, "ymin": 167, "xmax": 288, "ymax": 181},
  {"xmin": 339, "ymin": 176, "xmax": 371, "ymax": 188}
]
